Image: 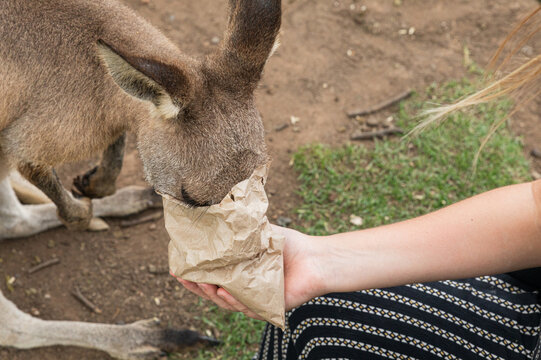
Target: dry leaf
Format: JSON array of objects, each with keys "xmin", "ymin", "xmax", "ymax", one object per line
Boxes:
[{"xmin": 349, "ymin": 214, "xmax": 363, "ymax": 226}]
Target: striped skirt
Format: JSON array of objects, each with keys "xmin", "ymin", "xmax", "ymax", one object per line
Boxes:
[{"xmin": 255, "ymin": 275, "xmax": 541, "ymax": 360}]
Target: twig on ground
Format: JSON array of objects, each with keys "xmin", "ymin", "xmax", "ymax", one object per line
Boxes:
[
  {"xmin": 350, "ymin": 127, "xmax": 404, "ymax": 141},
  {"xmin": 28, "ymin": 258, "xmax": 60, "ymax": 274},
  {"xmin": 72, "ymin": 286, "xmax": 102, "ymax": 314},
  {"xmin": 111, "ymin": 308, "xmax": 121, "ymax": 321},
  {"xmin": 274, "ymin": 123, "xmax": 289, "ymax": 132},
  {"xmin": 347, "ymin": 90, "xmax": 413, "ymax": 118},
  {"xmin": 120, "ymin": 211, "xmax": 163, "ymax": 228}
]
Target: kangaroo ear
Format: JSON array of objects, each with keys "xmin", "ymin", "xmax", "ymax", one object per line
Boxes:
[
  {"xmin": 97, "ymin": 40, "xmax": 193, "ymax": 119},
  {"xmin": 215, "ymin": 0, "xmax": 281, "ymax": 89}
]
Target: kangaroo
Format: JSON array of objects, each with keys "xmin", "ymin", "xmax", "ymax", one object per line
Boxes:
[{"xmin": 0, "ymin": 0, "xmax": 281, "ymax": 358}]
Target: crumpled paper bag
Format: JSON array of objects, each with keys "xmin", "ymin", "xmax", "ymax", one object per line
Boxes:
[{"xmin": 162, "ymin": 164, "xmax": 285, "ymax": 328}]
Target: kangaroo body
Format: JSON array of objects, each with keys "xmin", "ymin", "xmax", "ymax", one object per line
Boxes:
[
  {"xmin": 0, "ymin": 0, "xmax": 181, "ymax": 165},
  {"xmin": 0, "ymin": 0, "xmax": 281, "ymax": 358}
]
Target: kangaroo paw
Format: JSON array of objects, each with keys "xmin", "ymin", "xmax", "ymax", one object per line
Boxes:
[{"xmin": 73, "ymin": 166, "xmax": 117, "ymax": 199}]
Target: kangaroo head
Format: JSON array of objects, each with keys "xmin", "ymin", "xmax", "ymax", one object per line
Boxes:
[{"xmin": 98, "ymin": 0, "xmax": 281, "ymax": 206}]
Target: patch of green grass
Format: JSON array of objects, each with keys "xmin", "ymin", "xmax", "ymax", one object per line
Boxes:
[
  {"xmin": 293, "ymin": 78, "xmax": 531, "ymax": 235},
  {"xmin": 171, "ymin": 301, "xmax": 265, "ymax": 360},
  {"xmin": 172, "ymin": 77, "xmax": 531, "ymax": 359}
]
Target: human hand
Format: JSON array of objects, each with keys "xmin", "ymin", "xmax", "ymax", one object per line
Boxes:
[{"xmin": 171, "ymin": 225, "xmax": 327, "ymax": 320}]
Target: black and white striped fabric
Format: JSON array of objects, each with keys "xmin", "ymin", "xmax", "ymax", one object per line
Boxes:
[{"xmin": 255, "ymin": 275, "xmax": 541, "ymax": 360}]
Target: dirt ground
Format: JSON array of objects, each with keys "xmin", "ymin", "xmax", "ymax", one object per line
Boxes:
[{"xmin": 1, "ymin": 0, "xmax": 541, "ymax": 359}]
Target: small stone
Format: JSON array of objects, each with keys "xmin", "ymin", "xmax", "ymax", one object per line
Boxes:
[
  {"xmin": 413, "ymin": 193, "xmax": 425, "ymax": 201},
  {"xmin": 211, "ymin": 36, "xmax": 220, "ymax": 45},
  {"xmin": 25, "ymin": 288, "xmax": 38, "ymax": 296},
  {"xmin": 398, "ymin": 29, "xmax": 408, "ymax": 36},
  {"xmin": 393, "ymin": 0, "xmax": 402, "ymax": 5},
  {"xmin": 354, "ymin": 115, "xmax": 365, "ymax": 124},
  {"xmin": 149, "ymin": 223, "xmax": 157, "ymax": 231},
  {"xmin": 31, "ymin": 308, "xmax": 40, "ymax": 316},
  {"xmin": 88, "ymin": 218, "xmax": 109, "ymax": 232},
  {"xmin": 346, "ymin": 49, "xmax": 354, "ymax": 57},
  {"xmin": 47, "ymin": 240, "xmax": 55, "ymax": 249},
  {"xmin": 408, "ymin": 27, "xmax": 416, "ymax": 35},
  {"xmin": 148, "ymin": 264, "xmax": 157, "ymax": 273},
  {"xmin": 276, "ymin": 217, "xmax": 293, "ymax": 227},
  {"xmin": 290, "ymin": 116, "xmax": 300, "ymax": 125},
  {"xmin": 112, "ymin": 230, "xmax": 127, "ymax": 239},
  {"xmin": 366, "ymin": 118, "xmax": 380, "ymax": 127},
  {"xmin": 349, "ymin": 215, "xmax": 363, "ymax": 226},
  {"xmin": 337, "ymin": 126, "xmax": 347, "ymax": 133},
  {"xmin": 522, "ymin": 45, "xmax": 534, "ymax": 57},
  {"xmin": 154, "ymin": 297, "xmax": 161, "ymax": 306},
  {"xmin": 382, "ymin": 116, "xmax": 394, "ymax": 128},
  {"xmin": 530, "ymin": 148, "xmax": 541, "ymax": 159},
  {"xmin": 44, "ymin": 293, "xmax": 51, "ymax": 300}
]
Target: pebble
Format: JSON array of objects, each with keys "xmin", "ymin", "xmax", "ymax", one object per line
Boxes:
[
  {"xmin": 349, "ymin": 215, "xmax": 363, "ymax": 226},
  {"xmin": 530, "ymin": 148, "xmax": 541, "ymax": 159},
  {"xmin": 522, "ymin": 45, "xmax": 533, "ymax": 57},
  {"xmin": 276, "ymin": 216, "xmax": 293, "ymax": 227},
  {"xmin": 366, "ymin": 118, "xmax": 380, "ymax": 127}
]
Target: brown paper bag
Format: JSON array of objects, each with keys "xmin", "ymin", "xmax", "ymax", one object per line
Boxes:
[{"xmin": 162, "ymin": 164, "xmax": 285, "ymax": 328}]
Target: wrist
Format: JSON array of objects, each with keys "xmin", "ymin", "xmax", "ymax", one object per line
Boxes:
[{"xmin": 313, "ymin": 232, "xmax": 375, "ymax": 294}]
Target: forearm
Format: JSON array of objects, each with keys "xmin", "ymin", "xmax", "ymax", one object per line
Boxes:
[{"xmin": 319, "ymin": 180, "xmax": 541, "ymax": 294}]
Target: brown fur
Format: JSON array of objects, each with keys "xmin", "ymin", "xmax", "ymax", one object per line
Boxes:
[{"xmin": 0, "ymin": 0, "xmax": 280, "ymax": 212}]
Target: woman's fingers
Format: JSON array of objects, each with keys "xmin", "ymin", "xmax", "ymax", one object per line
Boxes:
[
  {"xmin": 172, "ymin": 274, "xmax": 263, "ymax": 319},
  {"xmin": 217, "ymin": 288, "xmax": 264, "ymax": 320},
  {"xmin": 172, "ymin": 274, "xmax": 236, "ymax": 312},
  {"xmin": 197, "ymin": 283, "xmax": 236, "ymax": 311},
  {"xmin": 176, "ymin": 278, "xmax": 210, "ymax": 301}
]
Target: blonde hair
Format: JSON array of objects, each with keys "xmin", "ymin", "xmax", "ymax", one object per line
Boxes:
[{"xmin": 412, "ymin": 6, "xmax": 541, "ymax": 165}]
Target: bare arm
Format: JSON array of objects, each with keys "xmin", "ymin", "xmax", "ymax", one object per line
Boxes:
[
  {"xmin": 318, "ymin": 180, "xmax": 541, "ymax": 295},
  {"xmin": 175, "ymin": 180, "xmax": 541, "ymax": 315}
]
